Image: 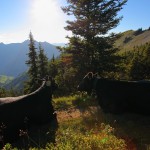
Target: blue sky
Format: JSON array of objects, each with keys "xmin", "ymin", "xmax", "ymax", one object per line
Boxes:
[
  {"xmin": 114, "ymin": 0, "xmax": 150, "ymax": 32},
  {"xmin": 0, "ymin": 0, "xmax": 150, "ymax": 44}
]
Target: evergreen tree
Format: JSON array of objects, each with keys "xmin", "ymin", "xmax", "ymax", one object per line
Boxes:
[
  {"xmin": 25, "ymin": 32, "xmax": 38, "ymax": 93},
  {"xmin": 48, "ymin": 54, "xmax": 58, "ymax": 77},
  {"xmin": 129, "ymin": 50, "xmax": 146, "ymax": 80},
  {"xmin": 38, "ymin": 43, "xmax": 48, "ymax": 79},
  {"xmin": 0, "ymin": 87, "xmax": 7, "ymax": 97},
  {"xmin": 61, "ymin": 0, "xmax": 127, "ymax": 79},
  {"xmin": 130, "ymin": 43, "xmax": 150, "ymax": 80}
]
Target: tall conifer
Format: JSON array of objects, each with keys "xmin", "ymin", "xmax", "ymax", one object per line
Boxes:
[
  {"xmin": 25, "ymin": 32, "xmax": 38, "ymax": 93},
  {"xmin": 61, "ymin": 0, "xmax": 127, "ymax": 78},
  {"xmin": 38, "ymin": 43, "xmax": 48, "ymax": 79}
]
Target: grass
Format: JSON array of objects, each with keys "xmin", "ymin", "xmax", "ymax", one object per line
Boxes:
[
  {"xmin": 53, "ymin": 95, "xmax": 77, "ymax": 110},
  {"xmin": 2, "ymin": 94, "xmax": 128, "ymax": 150},
  {"xmin": 53, "ymin": 93, "xmax": 97, "ymax": 110}
]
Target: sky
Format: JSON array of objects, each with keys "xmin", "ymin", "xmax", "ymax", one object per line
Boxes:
[{"xmin": 0, "ymin": 0, "xmax": 150, "ymax": 44}]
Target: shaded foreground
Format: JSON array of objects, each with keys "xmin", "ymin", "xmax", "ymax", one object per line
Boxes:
[{"xmin": 2, "ymin": 95, "xmax": 150, "ymax": 149}]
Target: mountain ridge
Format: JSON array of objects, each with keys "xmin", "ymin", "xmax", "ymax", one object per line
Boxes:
[
  {"xmin": 115, "ymin": 28, "xmax": 150, "ymax": 52},
  {"xmin": 0, "ymin": 40, "xmax": 61, "ymax": 77}
]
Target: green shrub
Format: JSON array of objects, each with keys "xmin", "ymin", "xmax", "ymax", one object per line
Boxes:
[{"xmin": 45, "ymin": 119, "xmax": 126, "ymax": 150}]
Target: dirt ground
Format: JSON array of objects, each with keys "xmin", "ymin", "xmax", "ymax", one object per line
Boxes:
[
  {"xmin": 56, "ymin": 106, "xmax": 97, "ymax": 122},
  {"xmin": 56, "ymin": 108, "xmax": 82, "ymax": 122}
]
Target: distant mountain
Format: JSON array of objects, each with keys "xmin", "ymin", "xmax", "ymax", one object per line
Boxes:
[
  {"xmin": 115, "ymin": 29, "xmax": 150, "ymax": 52},
  {"xmin": 0, "ymin": 40, "xmax": 60, "ymax": 77},
  {"xmin": 52, "ymin": 43, "xmax": 67, "ymax": 47}
]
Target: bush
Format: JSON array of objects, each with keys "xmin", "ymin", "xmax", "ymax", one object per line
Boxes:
[{"xmin": 45, "ymin": 119, "xmax": 126, "ymax": 150}]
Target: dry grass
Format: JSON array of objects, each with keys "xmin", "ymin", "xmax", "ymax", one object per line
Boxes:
[{"xmin": 115, "ymin": 29, "xmax": 150, "ymax": 53}]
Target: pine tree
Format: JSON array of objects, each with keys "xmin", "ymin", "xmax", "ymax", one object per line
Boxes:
[
  {"xmin": 130, "ymin": 43, "xmax": 150, "ymax": 80},
  {"xmin": 0, "ymin": 87, "xmax": 7, "ymax": 97},
  {"xmin": 38, "ymin": 43, "xmax": 48, "ymax": 79},
  {"xmin": 61, "ymin": 0, "xmax": 127, "ymax": 78},
  {"xmin": 25, "ymin": 32, "xmax": 38, "ymax": 93},
  {"xmin": 48, "ymin": 54, "xmax": 58, "ymax": 77}
]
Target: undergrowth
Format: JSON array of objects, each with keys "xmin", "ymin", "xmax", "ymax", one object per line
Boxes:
[
  {"xmin": 2, "ymin": 94, "xmax": 127, "ymax": 150},
  {"xmin": 46, "ymin": 119, "xmax": 126, "ymax": 150}
]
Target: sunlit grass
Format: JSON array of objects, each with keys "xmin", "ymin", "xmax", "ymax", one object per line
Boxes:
[
  {"xmin": 53, "ymin": 93, "xmax": 97, "ymax": 110},
  {"xmin": 53, "ymin": 95, "xmax": 77, "ymax": 110}
]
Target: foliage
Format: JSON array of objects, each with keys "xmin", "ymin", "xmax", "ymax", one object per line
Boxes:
[
  {"xmin": 62, "ymin": 0, "xmax": 127, "ymax": 37},
  {"xmin": 129, "ymin": 42, "xmax": 150, "ymax": 80},
  {"xmin": 63, "ymin": 0, "xmax": 126, "ymax": 72},
  {"xmin": 0, "ymin": 87, "xmax": 7, "ymax": 97},
  {"xmin": 38, "ymin": 43, "xmax": 48, "ymax": 79},
  {"xmin": 116, "ymin": 42, "xmax": 150, "ymax": 80},
  {"xmin": 133, "ymin": 28, "xmax": 143, "ymax": 36},
  {"xmin": 2, "ymin": 143, "xmax": 17, "ymax": 150},
  {"xmin": 3, "ymin": 120, "xmax": 126, "ymax": 150},
  {"xmin": 0, "ymin": 87, "xmax": 21, "ymax": 97},
  {"xmin": 25, "ymin": 32, "xmax": 39, "ymax": 93},
  {"xmin": 48, "ymin": 55, "xmax": 58, "ymax": 78},
  {"xmin": 59, "ymin": 0, "xmax": 127, "ymax": 89},
  {"xmin": 46, "ymin": 0, "xmax": 128, "ymax": 96},
  {"xmin": 46, "ymin": 120, "xmax": 126, "ymax": 150},
  {"xmin": 48, "ymin": 54, "xmax": 79, "ymax": 96},
  {"xmin": 24, "ymin": 33, "xmax": 49, "ymax": 93}
]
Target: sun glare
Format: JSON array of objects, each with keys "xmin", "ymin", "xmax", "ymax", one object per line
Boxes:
[
  {"xmin": 0, "ymin": 0, "xmax": 69, "ymax": 44},
  {"xmin": 29, "ymin": 0, "xmax": 68, "ymax": 43},
  {"xmin": 31, "ymin": 0, "xmax": 60, "ymax": 20}
]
